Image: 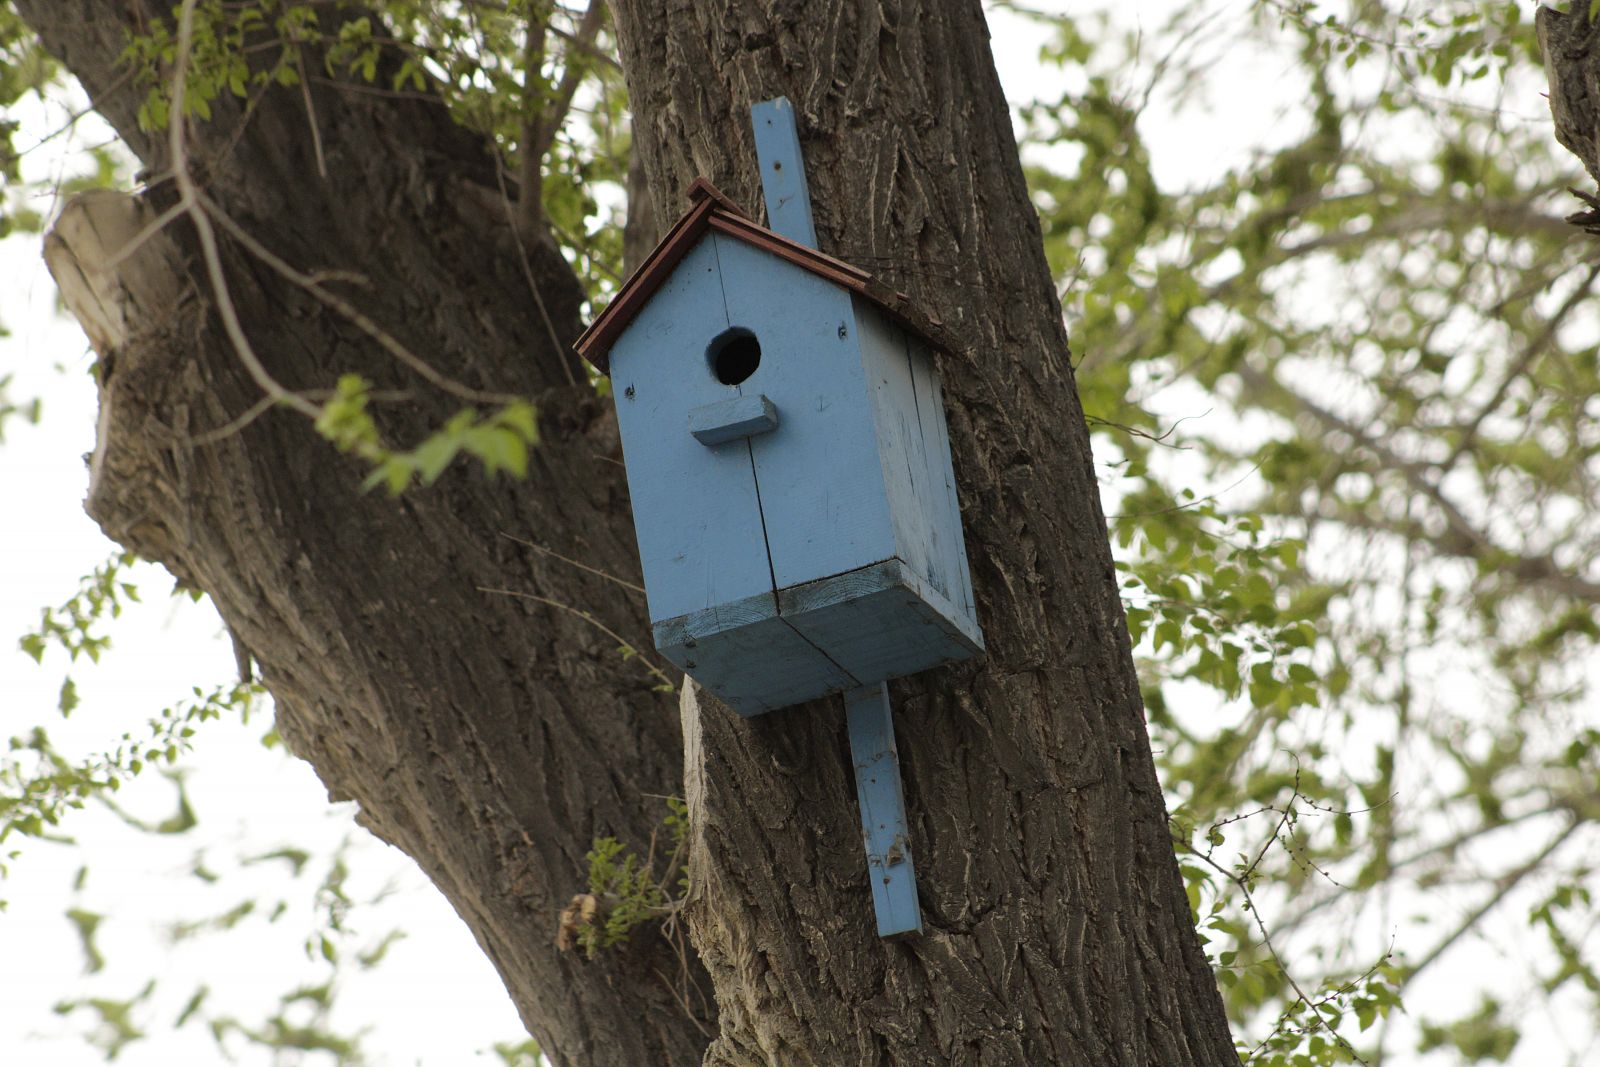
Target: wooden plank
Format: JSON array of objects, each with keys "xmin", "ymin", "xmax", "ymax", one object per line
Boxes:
[
  {"xmin": 853, "ymin": 299, "xmax": 943, "ymax": 597},
  {"xmin": 610, "ymin": 239, "xmax": 777, "ymax": 626},
  {"xmin": 750, "ymin": 97, "xmax": 818, "ymax": 248},
  {"xmin": 778, "ymin": 558, "xmax": 983, "ymax": 683},
  {"xmin": 652, "ymin": 585, "xmax": 781, "ymax": 647},
  {"xmin": 706, "ymin": 213, "xmax": 868, "ymax": 285},
  {"xmin": 654, "ymin": 589, "xmax": 857, "ymax": 714},
  {"xmin": 577, "ymin": 192, "xmax": 726, "ymax": 371},
  {"xmin": 845, "ymin": 683, "xmax": 922, "ymax": 939},
  {"xmin": 578, "ymin": 176, "xmax": 959, "ymax": 375},
  {"xmin": 688, "ymin": 393, "xmax": 779, "ymax": 446},
  {"xmin": 712, "ymin": 233, "xmax": 898, "ymax": 590},
  {"xmin": 906, "ymin": 332, "xmax": 981, "ymax": 633}
]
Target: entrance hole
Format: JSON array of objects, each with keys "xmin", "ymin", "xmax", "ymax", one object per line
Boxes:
[{"xmin": 708, "ymin": 327, "xmax": 761, "ymax": 386}]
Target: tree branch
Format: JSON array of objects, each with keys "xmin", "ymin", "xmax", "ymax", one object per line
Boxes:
[
  {"xmin": 530, "ymin": 0, "xmax": 605, "ymax": 167},
  {"xmin": 1236, "ymin": 362, "xmax": 1600, "ymax": 603},
  {"xmin": 1397, "ymin": 820, "xmax": 1581, "ymax": 990}
]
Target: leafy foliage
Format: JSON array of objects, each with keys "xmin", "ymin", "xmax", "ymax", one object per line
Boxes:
[
  {"xmin": 313, "ymin": 374, "xmax": 540, "ymax": 494},
  {"xmin": 0, "ymin": 373, "xmax": 42, "ymax": 439},
  {"xmin": 571, "ymin": 795, "xmax": 688, "ymax": 957},
  {"xmin": 19, "ymin": 551, "xmax": 139, "ymax": 671},
  {"xmin": 0, "ymin": 683, "xmax": 257, "ymax": 874},
  {"xmin": 0, "ymin": 2, "xmax": 59, "ymax": 238}
]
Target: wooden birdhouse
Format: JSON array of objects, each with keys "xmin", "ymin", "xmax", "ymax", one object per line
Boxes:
[
  {"xmin": 575, "ymin": 136, "xmax": 982, "ymax": 718},
  {"xmin": 575, "ymin": 97, "xmax": 984, "ymax": 939}
]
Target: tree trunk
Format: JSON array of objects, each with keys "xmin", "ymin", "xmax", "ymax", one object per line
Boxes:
[
  {"xmin": 1539, "ymin": 6, "xmax": 1600, "ymax": 226},
  {"xmin": 16, "ymin": 1, "xmax": 1237, "ymax": 1064}
]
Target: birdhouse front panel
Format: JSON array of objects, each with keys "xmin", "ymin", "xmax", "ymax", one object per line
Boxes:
[
  {"xmin": 587, "ymin": 186, "xmax": 983, "ymax": 715},
  {"xmin": 607, "ymin": 238, "xmax": 777, "ymax": 622},
  {"xmin": 710, "ymin": 236, "xmax": 904, "ymax": 587}
]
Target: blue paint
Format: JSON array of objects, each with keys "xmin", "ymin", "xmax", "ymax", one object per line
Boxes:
[
  {"xmin": 714, "ymin": 234, "xmax": 899, "ymax": 590},
  {"xmin": 778, "ymin": 559, "xmax": 982, "ymax": 685},
  {"xmin": 608, "ymin": 240, "xmax": 773, "ymax": 626},
  {"xmin": 689, "ymin": 393, "xmax": 779, "ymax": 446},
  {"xmin": 853, "ymin": 296, "xmax": 983, "ymax": 644},
  {"xmin": 908, "ymin": 327, "xmax": 980, "ymax": 628},
  {"xmin": 845, "ymin": 682, "xmax": 922, "ymax": 939},
  {"xmin": 609, "ymin": 224, "xmax": 979, "ymax": 709},
  {"xmin": 750, "ymin": 97, "xmax": 818, "ymax": 247},
  {"xmin": 656, "ymin": 600, "xmax": 854, "ymax": 715},
  {"xmin": 606, "ymin": 133, "xmax": 981, "ymax": 694}
]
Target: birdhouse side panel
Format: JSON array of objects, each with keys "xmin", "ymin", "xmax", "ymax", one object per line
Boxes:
[
  {"xmin": 853, "ymin": 298, "xmax": 980, "ymax": 640},
  {"xmin": 609, "ymin": 239, "xmax": 775, "ymax": 627},
  {"xmin": 711, "ymin": 234, "xmax": 898, "ymax": 590},
  {"xmin": 904, "ymin": 328, "xmax": 979, "ymax": 638}
]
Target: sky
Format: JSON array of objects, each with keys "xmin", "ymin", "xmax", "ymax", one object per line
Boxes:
[{"xmin": 0, "ymin": 3, "xmax": 1584, "ymax": 1066}]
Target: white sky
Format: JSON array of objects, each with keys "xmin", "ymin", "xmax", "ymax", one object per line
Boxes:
[{"xmin": 0, "ymin": 3, "xmax": 1586, "ymax": 1065}]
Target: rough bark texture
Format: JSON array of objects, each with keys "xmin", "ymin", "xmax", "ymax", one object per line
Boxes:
[
  {"xmin": 1539, "ymin": 5, "xmax": 1600, "ymax": 228},
  {"xmin": 1540, "ymin": 7, "xmax": 1600, "ymax": 182},
  {"xmin": 17, "ymin": 1, "xmax": 1237, "ymax": 1064}
]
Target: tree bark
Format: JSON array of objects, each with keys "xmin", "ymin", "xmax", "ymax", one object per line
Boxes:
[
  {"xmin": 17, "ymin": 1, "xmax": 1237, "ymax": 1064},
  {"xmin": 1538, "ymin": 6, "xmax": 1600, "ymax": 227}
]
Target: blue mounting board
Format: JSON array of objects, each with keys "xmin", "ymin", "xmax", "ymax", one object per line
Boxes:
[
  {"xmin": 750, "ymin": 95, "xmax": 930, "ymax": 940},
  {"xmin": 845, "ymin": 682, "xmax": 922, "ymax": 939},
  {"xmin": 750, "ymin": 97, "xmax": 818, "ymax": 248}
]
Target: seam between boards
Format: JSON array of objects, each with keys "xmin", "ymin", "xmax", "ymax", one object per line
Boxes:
[{"xmin": 743, "ymin": 438, "xmax": 861, "ymax": 689}]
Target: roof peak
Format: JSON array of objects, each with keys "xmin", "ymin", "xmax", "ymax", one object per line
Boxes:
[
  {"xmin": 574, "ymin": 178, "xmax": 950, "ymax": 374},
  {"xmin": 685, "ymin": 177, "xmax": 745, "ymax": 216}
]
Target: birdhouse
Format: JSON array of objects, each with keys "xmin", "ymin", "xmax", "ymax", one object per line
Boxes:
[{"xmin": 575, "ymin": 179, "xmax": 982, "ymax": 715}]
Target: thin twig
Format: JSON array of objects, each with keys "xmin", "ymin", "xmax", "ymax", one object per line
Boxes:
[
  {"xmin": 478, "ymin": 586, "xmax": 675, "ymax": 692},
  {"xmin": 99, "ymin": 197, "xmax": 192, "ymax": 273},
  {"xmin": 493, "ymin": 158, "xmax": 578, "ymax": 386},
  {"xmin": 294, "ymin": 46, "xmax": 329, "ymax": 179},
  {"xmin": 1443, "ymin": 260, "xmax": 1600, "ymax": 470},
  {"xmin": 529, "ymin": 0, "xmax": 606, "ymax": 165},
  {"xmin": 1107, "ymin": 463, "xmax": 1263, "ymax": 519},
  {"xmin": 182, "ymin": 394, "xmax": 278, "ymax": 447},
  {"xmin": 171, "ymin": 0, "xmax": 320, "ymax": 421},
  {"xmin": 197, "ymin": 191, "xmax": 525, "ymax": 406},
  {"xmin": 1397, "ymin": 819, "xmax": 1581, "ymax": 990},
  {"xmin": 1189, "ymin": 843, "xmax": 1372, "ymax": 1066},
  {"xmin": 19, "ymin": 67, "xmax": 136, "ymax": 159},
  {"xmin": 1239, "ymin": 363, "xmax": 1600, "ymax": 602},
  {"xmin": 652, "ymin": 966, "xmax": 713, "ymax": 1038},
  {"xmin": 1084, "ymin": 409, "xmax": 1206, "ymax": 448},
  {"xmin": 498, "ymin": 532, "xmax": 646, "ymax": 594}
]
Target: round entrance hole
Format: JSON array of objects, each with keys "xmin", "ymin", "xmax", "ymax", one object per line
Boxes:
[{"xmin": 707, "ymin": 327, "xmax": 761, "ymax": 386}]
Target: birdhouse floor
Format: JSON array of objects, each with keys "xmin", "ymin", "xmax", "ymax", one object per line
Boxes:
[{"xmin": 653, "ymin": 557, "xmax": 983, "ymax": 715}]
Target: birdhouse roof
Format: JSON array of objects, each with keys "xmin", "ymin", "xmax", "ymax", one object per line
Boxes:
[{"xmin": 574, "ymin": 178, "xmax": 952, "ymax": 374}]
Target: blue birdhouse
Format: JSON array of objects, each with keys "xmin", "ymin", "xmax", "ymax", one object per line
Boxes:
[
  {"xmin": 576, "ymin": 97, "xmax": 985, "ymax": 940},
  {"xmin": 576, "ymin": 174, "xmax": 983, "ymax": 715}
]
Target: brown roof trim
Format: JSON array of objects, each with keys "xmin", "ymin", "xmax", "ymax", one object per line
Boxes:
[
  {"xmin": 574, "ymin": 180, "xmax": 953, "ymax": 374},
  {"xmin": 685, "ymin": 176, "xmax": 743, "ymax": 213}
]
